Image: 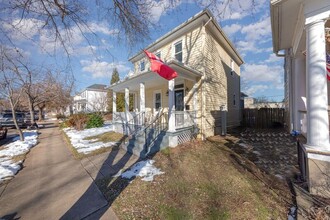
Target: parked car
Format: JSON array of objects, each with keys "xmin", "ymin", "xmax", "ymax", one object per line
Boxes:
[{"xmin": 0, "ymin": 112, "xmax": 27, "ymax": 128}]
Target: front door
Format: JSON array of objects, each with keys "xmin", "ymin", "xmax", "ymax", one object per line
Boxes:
[
  {"xmin": 175, "ymin": 90, "xmax": 184, "ymax": 126},
  {"xmin": 175, "ymin": 90, "xmax": 184, "ymax": 111}
]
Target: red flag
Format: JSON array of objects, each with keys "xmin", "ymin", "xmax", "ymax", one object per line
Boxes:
[{"xmin": 143, "ymin": 50, "xmax": 178, "ymax": 80}]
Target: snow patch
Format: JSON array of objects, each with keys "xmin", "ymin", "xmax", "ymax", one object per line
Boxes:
[
  {"xmin": 63, "ymin": 125, "xmax": 118, "ymax": 154},
  {"xmin": 0, "ymin": 130, "xmax": 38, "ymax": 182},
  {"xmin": 119, "ymin": 160, "xmax": 164, "ymax": 181}
]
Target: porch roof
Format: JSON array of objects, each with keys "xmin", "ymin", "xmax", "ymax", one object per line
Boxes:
[{"xmin": 109, "ymin": 60, "xmax": 202, "ymax": 92}]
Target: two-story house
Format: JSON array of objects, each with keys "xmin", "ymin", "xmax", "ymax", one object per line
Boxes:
[
  {"xmin": 109, "ymin": 9, "xmax": 243, "ymax": 157},
  {"xmin": 73, "ymin": 84, "xmax": 108, "ymax": 113}
]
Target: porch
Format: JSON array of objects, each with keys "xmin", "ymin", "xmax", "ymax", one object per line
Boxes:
[{"xmin": 109, "ymin": 60, "xmax": 202, "ymax": 157}]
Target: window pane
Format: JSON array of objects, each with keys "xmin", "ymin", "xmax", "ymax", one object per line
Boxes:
[
  {"xmin": 175, "ymin": 52, "xmax": 182, "ymax": 63},
  {"xmin": 140, "ymin": 61, "xmax": 145, "ymax": 71},
  {"xmin": 175, "ymin": 42, "xmax": 182, "ymax": 52},
  {"xmin": 155, "ymin": 93, "xmax": 161, "ymax": 110}
]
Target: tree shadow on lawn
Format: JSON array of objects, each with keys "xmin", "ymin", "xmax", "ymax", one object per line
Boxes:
[{"xmin": 60, "ymin": 133, "xmax": 162, "ymax": 220}]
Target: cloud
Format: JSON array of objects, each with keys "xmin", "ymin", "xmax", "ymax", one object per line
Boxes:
[
  {"xmin": 241, "ymin": 17, "xmax": 271, "ymax": 42},
  {"xmin": 264, "ymin": 53, "xmax": 282, "ymax": 63},
  {"xmin": 210, "ymin": 0, "xmax": 268, "ymax": 21},
  {"xmin": 222, "ymin": 23, "xmax": 241, "ymax": 38},
  {"xmin": 242, "ymin": 63, "xmax": 283, "ymax": 83},
  {"xmin": 80, "ymin": 60, "xmax": 131, "ymax": 78},
  {"xmin": 244, "ymin": 85, "xmax": 269, "ymax": 96}
]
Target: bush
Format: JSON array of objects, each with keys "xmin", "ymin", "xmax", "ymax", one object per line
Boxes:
[
  {"xmin": 65, "ymin": 113, "xmax": 89, "ymax": 130},
  {"xmin": 86, "ymin": 113, "xmax": 104, "ymax": 129},
  {"xmin": 56, "ymin": 113, "xmax": 66, "ymax": 120}
]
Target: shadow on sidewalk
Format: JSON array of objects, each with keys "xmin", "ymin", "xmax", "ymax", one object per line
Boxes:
[{"xmin": 60, "ymin": 133, "xmax": 163, "ymax": 220}]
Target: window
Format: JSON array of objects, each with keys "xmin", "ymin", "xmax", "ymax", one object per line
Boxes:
[
  {"xmin": 233, "ymin": 94, "xmax": 236, "ymax": 106},
  {"xmin": 155, "ymin": 51, "xmax": 161, "ymax": 59},
  {"xmin": 155, "ymin": 92, "xmax": 161, "ymax": 111},
  {"xmin": 140, "ymin": 60, "xmax": 145, "ymax": 72},
  {"xmin": 174, "ymin": 41, "xmax": 183, "ymax": 63}
]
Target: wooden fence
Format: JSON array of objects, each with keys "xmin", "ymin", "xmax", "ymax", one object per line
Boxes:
[{"xmin": 242, "ymin": 108, "xmax": 285, "ymax": 129}]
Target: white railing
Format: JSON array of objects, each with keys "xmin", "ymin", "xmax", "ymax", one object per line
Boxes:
[{"xmin": 174, "ymin": 111, "xmax": 196, "ymax": 129}]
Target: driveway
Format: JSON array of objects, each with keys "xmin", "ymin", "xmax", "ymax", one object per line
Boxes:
[{"xmin": 0, "ymin": 122, "xmax": 117, "ymax": 220}]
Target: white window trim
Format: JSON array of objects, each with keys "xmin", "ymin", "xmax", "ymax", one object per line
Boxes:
[
  {"xmin": 139, "ymin": 60, "xmax": 146, "ymax": 72},
  {"xmin": 173, "ymin": 39, "xmax": 184, "ymax": 63},
  {"xmin": 153, "ymin": 90, "xmax": 162, "ymax": 112}
]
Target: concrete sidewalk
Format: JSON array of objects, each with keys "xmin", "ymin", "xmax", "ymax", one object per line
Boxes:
[{"xmin": 0, "ymin": 123, "xmax": 117, "ymax": 220}]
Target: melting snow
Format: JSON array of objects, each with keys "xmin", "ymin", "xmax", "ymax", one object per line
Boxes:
[
  {"xmin": 119, "ymin": 160, "xmax": 164, "ymax": 181},
  {"xmin": 0, "ymin": 131, "xmax": 38, "ymax": 182},
  {"xmin": 63, "ymin": 125, "xmax": 119, "ymax": 154}
]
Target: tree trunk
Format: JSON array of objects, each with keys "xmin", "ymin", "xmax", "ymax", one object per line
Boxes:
[
  {"xmin": 10, "ymin": 103, "xmax": 24, "ymax": 141},
  {"xmin": 28, "ymin": 97, "xmax": 35, "ymax": 124}
]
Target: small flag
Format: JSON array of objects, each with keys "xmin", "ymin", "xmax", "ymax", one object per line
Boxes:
[{"xmin": 143, "ymin": 50, "xmax": 178, "ymax": 80}]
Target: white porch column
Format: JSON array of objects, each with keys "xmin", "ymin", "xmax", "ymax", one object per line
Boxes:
[
  {"xmin": 293, "ymin": 56, "xmax": 305, "ymax": 131},
  {"xmin": 125, "ymin": 87, "xmax": 129, "ymax": 119},
  {"xmin": 168, "ymin": 79, "xmax": 175, "ymax": 132},
  {"xmin": 112, "ymin": 91, "xmax": 117, "ymax": 113},
  {"xmin": 140, "ymin": 82, "xmax": 145, "ymax": 112},
  {"xmin": 306, "ymin": 19, "xmax": 330, "ymax": 150}
]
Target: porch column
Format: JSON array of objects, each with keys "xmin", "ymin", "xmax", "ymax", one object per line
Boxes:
[
  {"xmin": 193, "ymin": 79, "xmax": 197, "ymax": 123},
  {"xmin": 125, "ymin": 87, "xmax": 129, "ymax": 119},
  {"xmin": 293, "ymin": 56, "xmax": 305, "ymax": 131},
  {"xmin": 168, "ymin": 79, "xmax": 175, "ymax": 132},
  {"xmin": 306, "ymin": 19, "xmax": 330, "ymax": 150},
  {"xmin": 140, "ymin": 82, "xmax": 145, "ymax": 112},
  {"xmin": 112, "ymin": 91, "xmax": 117, "ymax": 113}
]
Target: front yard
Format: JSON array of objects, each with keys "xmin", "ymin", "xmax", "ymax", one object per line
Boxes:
[{"xmin": 100, "ymin": 140, "xmax": 292, "ymax": 219}]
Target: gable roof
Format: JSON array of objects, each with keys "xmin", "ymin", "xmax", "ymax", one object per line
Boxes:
[
  {"xmin": 129, "ymin": 9, "xmax": 243, "ymax": 66},
  {"xmin": 86, "ymin": 84, "xmax": 107, "ymax": 91}
]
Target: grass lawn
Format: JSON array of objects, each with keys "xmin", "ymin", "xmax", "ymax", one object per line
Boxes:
[{"xmin": 98, "ymin": 139, "xmax": 293, "ymax": 219}]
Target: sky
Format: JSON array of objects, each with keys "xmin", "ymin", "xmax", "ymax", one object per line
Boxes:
[{"xmin": 1, "ymin": 0, "xmax": 284, "ymax": 102}]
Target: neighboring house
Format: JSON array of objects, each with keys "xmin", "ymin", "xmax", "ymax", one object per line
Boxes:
[
  {"xmin": 243, "ymin": 97, "xmax": 284, "ymax": 109},
  {"xmin": 271, "ymin": 0, "xmax": 330, "ymax": 197},
  {"xmin": 109, "ymin": 9, "xmax": 243, "ymax": 157},
  {"xmin": 73, "ymin": 84, "xmax": 108, "ymax": 113}
]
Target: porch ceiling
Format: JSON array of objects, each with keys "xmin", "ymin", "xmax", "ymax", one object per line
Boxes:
[{"xmin": 109, "ymin": 61, "xmax": 202, "ymax": 93}]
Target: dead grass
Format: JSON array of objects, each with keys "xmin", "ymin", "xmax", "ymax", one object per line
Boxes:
[{"xmin": 105, "ymin": 140, "xmax": 293, "ymax": 219}]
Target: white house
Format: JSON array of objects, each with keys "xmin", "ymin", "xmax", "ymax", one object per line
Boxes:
[
  {"xmin": 109, "ymin": 10, "xmax": 243, "ymax": 157},
  {"xmin": 271, "ymin": 0, "xmax": 330, "ymax": 197},
  {"xmin": 73, "ymin": 84, "xmax": 108, "ymax": 113}
]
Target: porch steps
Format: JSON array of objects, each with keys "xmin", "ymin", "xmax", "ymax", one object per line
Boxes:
[{"xmin": 121, "ymin": 129, "xmax": 169, "ymax": 158}]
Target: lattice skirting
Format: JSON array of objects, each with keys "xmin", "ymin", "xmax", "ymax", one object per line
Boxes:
[{"xmin": 177, "ymin": 127, "xmax": 197, "ymax": 145}]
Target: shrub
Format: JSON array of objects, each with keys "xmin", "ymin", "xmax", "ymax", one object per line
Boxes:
[
  {"xmin": 56, "ymin": 113, "xmax": 66, "ymax": 120},
  {"xmin": 86, "ymin": 113, "xmax": 104, "ymax": 129},
  {"xmin": 66, "ymin": 113, "xmax": 89, "ymax": 130}
]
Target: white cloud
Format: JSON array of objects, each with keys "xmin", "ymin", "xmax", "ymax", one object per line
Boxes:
[
  {"xmin": 264, "ymin": 53, "xmax": 283, "ymax": 63},
  {"xmin": 242, "ymin": 63, "xmax": 283, "ymax": 84},
  {"xmin": 211, "ymin": 0, "xmax": 268, "ymax": 21},
  {"xmin": 244, "ymin": 85, "xmax": 268, "ymax": 96},
  {"xmin": 222, "ymin": 23, "xmax": 241, "ymax": 38},
  {"xmin": 80, "ymin": 60, "xmax": 131, "ymax": 78},
  {"xmin": 241, "ymin": 17, "xmax": 271, "ymax": 42}
]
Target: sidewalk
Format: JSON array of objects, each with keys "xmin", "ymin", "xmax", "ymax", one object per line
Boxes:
[{"xmin": 0, "ymin": 122, "xmax": 118, "ymax": 220}]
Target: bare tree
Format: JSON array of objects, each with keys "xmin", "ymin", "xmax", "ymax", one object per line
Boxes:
[{"xmin": 0, "ymin": 46, "xmax": 26, "ymax": 140}]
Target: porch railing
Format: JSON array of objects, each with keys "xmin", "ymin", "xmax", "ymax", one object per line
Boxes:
[
  {"xmin": 124, "ymin": 111, "xmax": 145, "ymax": 135},
  {"xmin": 174, "ymin": 110, "xmax": 196, "ymax": 129},
  {"xmin": 144, "ymin": 111, "xmax": 168, "ymax": 149}
]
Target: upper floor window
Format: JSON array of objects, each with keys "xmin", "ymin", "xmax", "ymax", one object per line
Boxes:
[
  {"xmin": 174, "ymin": 40, "xmax": 183, "ymax": 63},
  {"xmin": 155, "ymin": 51, "xmax": 161, "ymax": 59},
  {"xmin": 140, "ymin": 60, "xmax": 145, "ymax": 72},
  {"xmin": 233, "ymin": 94, "xmax": 236, "ymax": 106}
]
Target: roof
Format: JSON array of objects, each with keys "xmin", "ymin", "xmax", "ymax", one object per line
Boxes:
[
  {"xmin": 86, "ymin": 84, "xmax": 107, "ymax": 91},
  {"xmin": 129, "ymin": 9, "xmax": 243, "ymax": 66}
]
